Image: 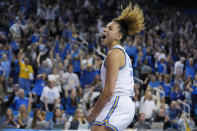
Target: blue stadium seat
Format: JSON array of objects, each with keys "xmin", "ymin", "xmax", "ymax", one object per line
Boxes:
[
  {"xmin": 30, "ymin": 111, "xmax": 34, "ymax": 118},
  {"xmin": 35, "ymin": 103, "xmax": 42, "ymax": 109},
  {"xmin": 45, "ymin": 112, "xmax": 53, "ymax": 121},
  {"xmin": 12, "ymin": 111, "xmax": 19, "ymax": 116},
  {"xmin": 194, "ymin": 104, "xmax": 197, "ymax": 116}
]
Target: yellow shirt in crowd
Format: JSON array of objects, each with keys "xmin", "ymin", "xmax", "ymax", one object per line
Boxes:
[{"xmin": 19, "ymin": 61, "xmax": 34, "ymax": 79}]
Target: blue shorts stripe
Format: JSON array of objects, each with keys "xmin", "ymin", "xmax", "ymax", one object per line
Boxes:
[{"xmin": 93, "ymin": 96, "xmax": 120, "ymax": 131}]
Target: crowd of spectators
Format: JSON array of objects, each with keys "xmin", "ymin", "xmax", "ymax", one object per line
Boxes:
[{"xmin": 0, "ymin": 0, "xmax": 196, "ymax": 130}]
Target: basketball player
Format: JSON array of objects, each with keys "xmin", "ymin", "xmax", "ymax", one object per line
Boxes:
[{"xmin": 85, "ymin": 3, "xmax": 145, "ymax": 131}]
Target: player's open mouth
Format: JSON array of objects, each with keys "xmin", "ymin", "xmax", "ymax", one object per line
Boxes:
[{"xmin": 102, "ymin": 34, "xmax": 106, "ymax": 40}]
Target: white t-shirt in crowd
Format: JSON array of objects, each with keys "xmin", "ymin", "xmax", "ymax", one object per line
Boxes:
[
  {"xmin": 62, "ymin": 72, "xmax": 79, "ymax": 90},
  {"xmin": 9, "ymin": 23, "xmax": 25, "ymax": 38},
  {"xmin": 40, "ymin": 86, "xmax": 60, "ymax": 104},
  {"xmin": 46, "ymin": 58, "xmax": 53, "ymax": 69},
  {"xmin": 44, "ymin": 5, "xmax": 59, "ymax": 20},
  {"xmin": 173, "ymin": 60, "xmax": 184, "ymax": 75},
  {"xmin": 134, "ymin": 101, "xmax": 140, "ymax": 110},
  {"xmin": 81, "ymin": 57, "xmax": 93, "ymax": 69},
  {"xmin": 154, "ymin": 52, "xmax": 166, "ymax": 61},
  {"xmin": 48, "ymin": 74, "xmax": 62, "ymax": 92},
  {"xmin": 139, "ymin": 96, "xmax": 156, "ymax": 119}
]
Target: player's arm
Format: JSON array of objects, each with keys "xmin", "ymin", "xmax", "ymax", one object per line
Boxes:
[{"xmin": 86, "ymin": 49, "xmax": 124, "ymax": 122}]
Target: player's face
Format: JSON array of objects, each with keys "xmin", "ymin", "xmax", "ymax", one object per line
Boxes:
[{"xmin": 101, "ymin": 22, "xmax": 122, "ymax": 46}]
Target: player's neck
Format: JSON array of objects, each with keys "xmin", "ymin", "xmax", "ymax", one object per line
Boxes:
[{"xmin": 108, "ymin": 41, "xmax": 121, "ymax": 50}]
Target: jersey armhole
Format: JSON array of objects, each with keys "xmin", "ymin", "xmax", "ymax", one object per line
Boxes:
[{"xmin": 112, "ymin": 47, "xmax": 127, "ymax": 70}]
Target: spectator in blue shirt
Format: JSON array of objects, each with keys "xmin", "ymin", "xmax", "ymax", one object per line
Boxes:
[
  {"xmin": 13, "ymin": 89, "xmax": 30, "ymax": 111},
  {"xmin": 31, "ymin": 31, "xmax": 40, "ymax": 44},
  {"xmin": 170, "ymin": 83, "xmax": 184, "ymax": 101},
  {"xmin": 0, "ymin": 108, "xmax": 18, "ymax": 128},
  {"xmin": 72, "ymin": 56, "xmax": 81, "ymax": 77},
  {"xmin": 195, "ymin": 63, "xmax": 197, "ymax": 73},
  {"xmin": 147, "ymin": 75, "xmax": 161, "ymax": 88},
  {"xmin": 157, "ymin": 58, "xmax": 167, "ymax": 74},
  {"xmin": 185, "ymin": 58, "xmax": 195, "ymax": 79},
  {"xmin": 10, "ymin": 41, "xmax": 19, "ymax": 51},
  {"xmin": 64, "ymin": 88, "xmax": 79, "ymax": 116},
  {"xmin": 54, "ymin": 38, "xmax": 68, "ymax": 62},
  {"xmin": 32, "ymin": 74, "xmax": 47, "ymax": 96},
  {"xmin": 1, "ymin": 54, "xmax": 11, "ymax": 80},
  {"xmin": 125, "ymin": 38, "xmax": 138, "ymax": 59},
  {"xmin": 145, "ymin": 47, "xmax": 154, "ymax": 70},
  {"xmin": 71, "ymin": 44, "xmax": 79, "ymax": 59},
  {"xmin": 31, "ymin": 73, "xmax": 47, "ymax": 107},
  {"xmin": 191, "ymin": 74, "xmax": 197, "ymax": 95},
  {"xmin": 37, "ymin": 54, "xmax": 51, "ymax": 75},
  {"xmin": 162, "ymin": 75, "xmax": 172, "ymax": 97},
  {"xmin": 187, "ymin": 74, "xmax": 197, "ymax": 115},
  {"xmin": 80, "ymin": 64, "xmax": 96, "ymax": 88},
  {"xmin": 167, "ymin": 101, "xmax": 181, "ymax": 129}
]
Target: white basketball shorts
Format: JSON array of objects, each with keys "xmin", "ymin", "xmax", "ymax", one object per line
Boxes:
[{"xmin": 93, "ymin": 96, "xmax": 135, "ymax": 131}]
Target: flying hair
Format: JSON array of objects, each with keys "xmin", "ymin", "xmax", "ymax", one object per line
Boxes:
[{"xmin": 113, "ymin": 3, "xmax": 145, "ymax": 41}]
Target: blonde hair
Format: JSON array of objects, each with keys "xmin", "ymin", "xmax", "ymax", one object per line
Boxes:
[
  {"xmin": 113, "ymin": 3, "xmax": 145, "ymax": 41},
  {"xmin": 73, "ymin": 108, "xmax": 86, "ymax": 124},
  {"xmin": 18, "ymin": 105, "xmax": 27, "ymax": 119}
]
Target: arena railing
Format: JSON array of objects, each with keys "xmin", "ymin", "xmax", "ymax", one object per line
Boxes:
[
  {"xmin": 134, "ymin": 77, "xmax": 144, "ymax": 85},
  {"xmin": 152, "ymin": 87, "xmax": 165, "ymax": 97},
  {"xmin": 177, "ymin": 99, "xmax": 191, "ymax": 118},
  {"xmin": 152, "ymin": 88, "xmax": 191, "ymax": 117}
]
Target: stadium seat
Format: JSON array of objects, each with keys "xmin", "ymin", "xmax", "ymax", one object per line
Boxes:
[
  {"xmin": 152, "ymin": 122, "xmax": 164, "ymax": 130},
  {"xmin": 53, "ymin": 123, "xmax": 65, "ymax": 129},
  {"xmin": 78, "ymin": 124, "xmax": 89, "ymax": 130},
  {"xmin": 195, "ymin": 104, "xmax": 197, "ymax": 115},
  {"xmin": 45, "ymin": 112, "xmax": 53, "ymax": 121},
  {"xmin": 12, "ymin": 111, "xmax": 19, "ymax": 116},
  {"xmin": 30, "ymin": 111, "xmax": 34, "ymax": 118},
  {"xmin": 35, "ymin": 103, "xmax": 42, "ymax": 109}
]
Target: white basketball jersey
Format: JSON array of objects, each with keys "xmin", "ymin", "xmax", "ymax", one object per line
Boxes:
[{"xmin": 100, "ymin": 45, "xmax": 135, "ymax": 96}]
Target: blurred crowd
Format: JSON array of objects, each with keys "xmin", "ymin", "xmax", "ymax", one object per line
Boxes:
[{"xmin": 0, "ymin": 0, "xmax": 196, "ymax": 130}]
